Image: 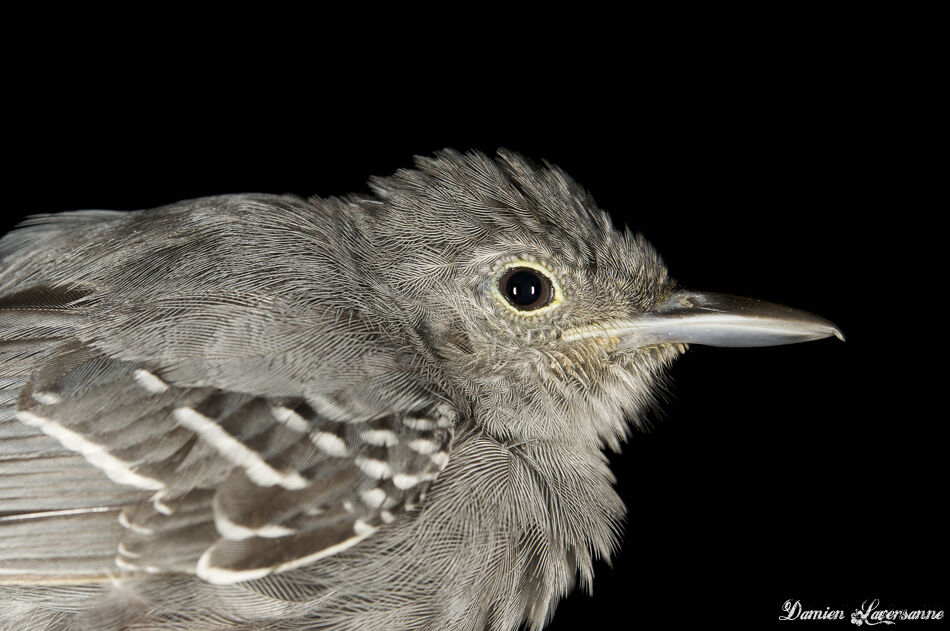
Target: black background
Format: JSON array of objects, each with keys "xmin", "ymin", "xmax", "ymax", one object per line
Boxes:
[{"xmin": 4, "ymin": 10, "xmax": 943, "ymax": 630}]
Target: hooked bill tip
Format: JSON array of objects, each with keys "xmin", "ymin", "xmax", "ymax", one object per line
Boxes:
[{"xmin": 600, "ymin": 290, "xmax": 847, "ymax": 349}]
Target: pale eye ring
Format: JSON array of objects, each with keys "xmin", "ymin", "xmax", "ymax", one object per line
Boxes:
[
  {"xmin": 498, "ymin": 267, "xmax": 553, "ymax": 311},
  {"xmin": 490, "ymin": 260, "xmax": 563, "ymax": 316}
]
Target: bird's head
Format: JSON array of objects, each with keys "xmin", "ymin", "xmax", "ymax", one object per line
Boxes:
[{"xmin": 362, "ymin": 149, "xmax": 841, "ymax": 450}]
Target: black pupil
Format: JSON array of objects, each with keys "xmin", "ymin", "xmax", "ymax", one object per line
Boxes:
[{"xmin": 505, "ymin": 270, "xmax": 544, "ymax": 306}]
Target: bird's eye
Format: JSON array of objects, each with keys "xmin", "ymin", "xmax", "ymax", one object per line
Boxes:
[{"xmin": 498, "ymin": 267, "xmax": 554, "ymax": 311}]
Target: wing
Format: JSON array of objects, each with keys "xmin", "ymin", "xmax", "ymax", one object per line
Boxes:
[
  {"xmin": 0, "ymin": 203, "xmax": 456, "ymax": 586},
  {"xmin": 0, "ymin": 288, "xmax": 454, "ymax": 585}
]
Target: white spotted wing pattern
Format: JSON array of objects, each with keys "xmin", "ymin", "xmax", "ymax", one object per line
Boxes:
[{"xmin": 2, "ymin": 336, "xmax": 454, "ymax": 585}]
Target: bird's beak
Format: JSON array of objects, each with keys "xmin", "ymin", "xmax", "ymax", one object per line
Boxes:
[{"xmin": 566, "ymin": 290, "xmax": 844, "ymax": 348}]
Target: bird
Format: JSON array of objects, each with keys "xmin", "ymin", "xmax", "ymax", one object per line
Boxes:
[{"xmin": 0, "ymin": 149, "xmax": 842, "ymax": 631}]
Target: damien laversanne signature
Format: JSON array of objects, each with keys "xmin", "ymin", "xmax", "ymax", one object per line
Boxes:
[{"xmin": 780, "ymin": 599, "xmax": 945, "ymax": 624}]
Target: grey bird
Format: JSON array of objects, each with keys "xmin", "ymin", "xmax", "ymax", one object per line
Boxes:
[{"xmin": 0, "ymin": 149, "xmax": 842, "ymax": 631}]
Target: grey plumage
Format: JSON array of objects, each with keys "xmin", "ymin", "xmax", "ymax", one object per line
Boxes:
[{"xmin": 0, "ymin": 149, "xmax": 841, "ymax": 630}]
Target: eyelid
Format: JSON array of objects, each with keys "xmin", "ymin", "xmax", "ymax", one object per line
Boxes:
[{"xmin": 489, "ymin": 260, "xmax": 564, "ymax": 317}]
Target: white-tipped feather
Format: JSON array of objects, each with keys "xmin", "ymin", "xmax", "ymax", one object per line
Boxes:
[
  {"xmin": 15, "ymin": 411, "xmax": 166, "ymax": 491},
  {"xmin": 408, "ymin": 438, "xmax": 439, "ymax": 454},
  {"xmin": 359, "ymin": 488, "xmax": 387, "ymax": 508},
  {"xmin": 360, "ymin": 429, "xmax": 399, "ymax": 446},
  {"xmin": 32, "ymin": 391, "xmax": 62, "ymax": 405},
  {"xmin": 355, "ymin": 457, "xmax": 392, "ymax": 480},
  {"xmin": 132, "ymin": 368, "xmax": 170, "ymax": 394},
  {"xmin": 214, "ymin": 511, "xmax": 296, "ymax": 541},
  {"xmin": 392, "ymin": 473, "xmax": 422, "ymax": 489},
  {"xmin": 310, "ymin": 430, "xmax": 349, "ymax": 457},
  {"xmin": 196, "ymin": 527, "xmax": 377, "ymax": 585},
  {"xmin": 271, "ymin": 406, "xmax": 310, "ymax": 433},
  {"xmin": 173, "ymin": 407, "xmax": 308, "ymax": 490}
]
